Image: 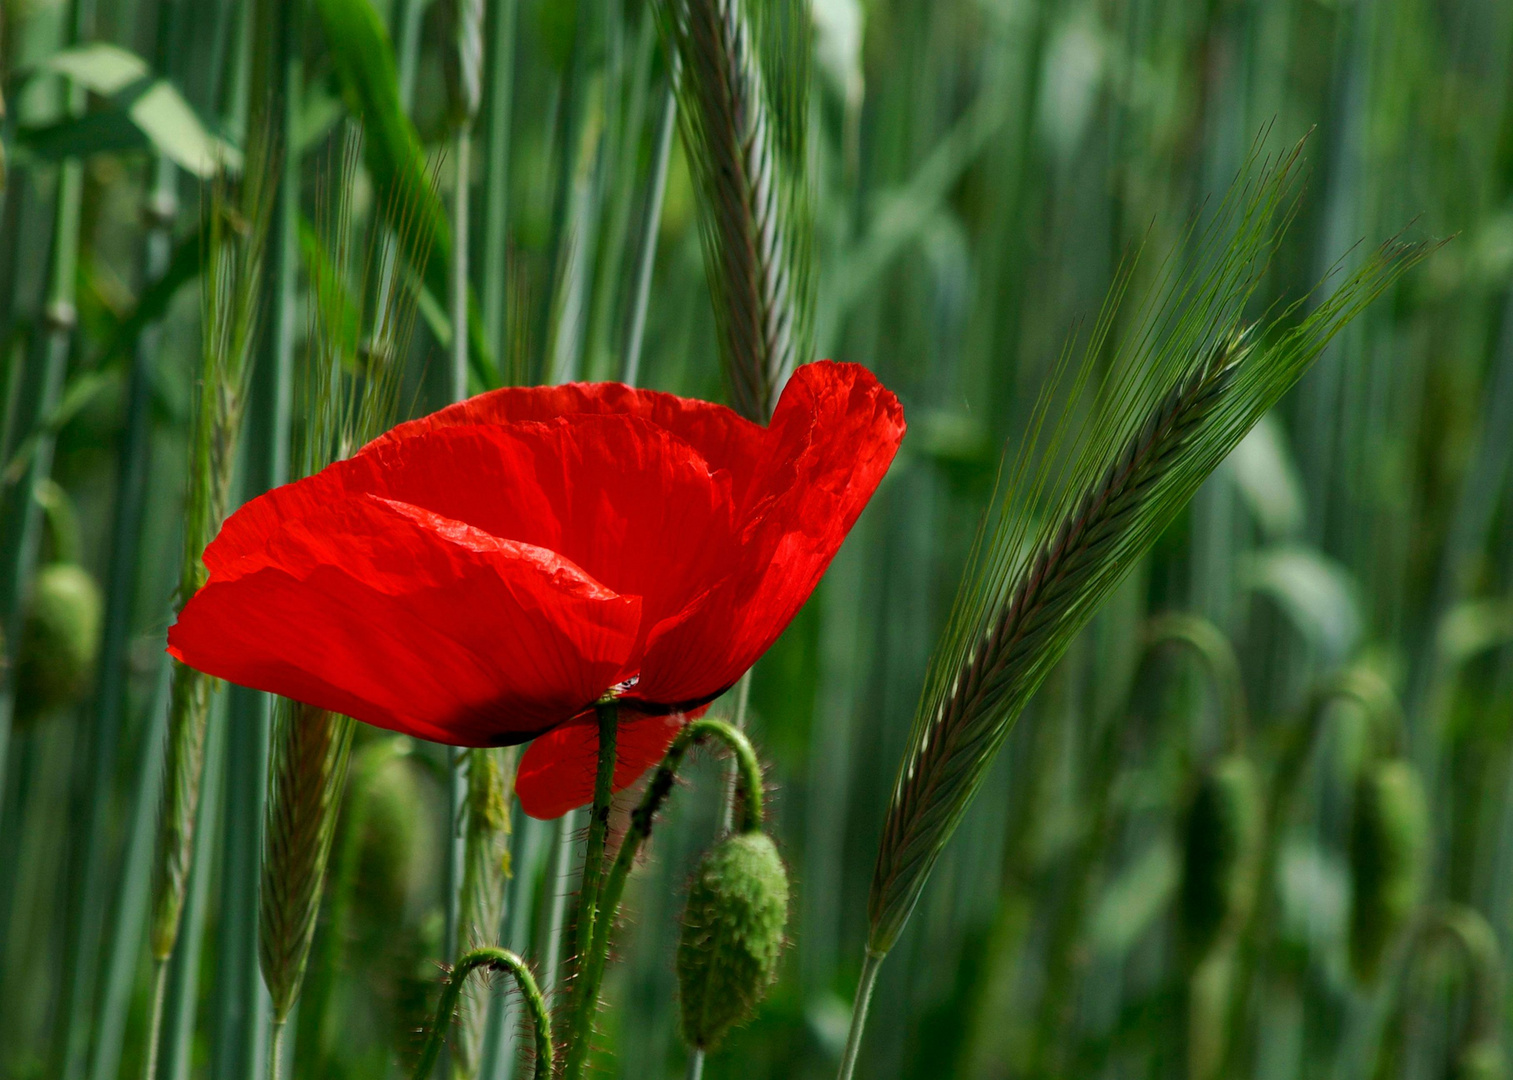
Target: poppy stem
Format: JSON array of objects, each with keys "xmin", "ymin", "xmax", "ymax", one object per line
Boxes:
[
  {"xmin": 561, "ymin": 718, "xmax": 762, "ymax": 1080},
  {"xmin": 411, "ymin": 947, "xmax": 552, "ymax": 1080},
  {"xmin": 559, "ymin": 700, "xmax": 619, "ymax": 1075}
]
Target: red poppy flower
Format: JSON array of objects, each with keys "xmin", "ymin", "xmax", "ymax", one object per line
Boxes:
[{"xmin": 167, "ymin": 361, "xmax": 904, "ymax": 818}]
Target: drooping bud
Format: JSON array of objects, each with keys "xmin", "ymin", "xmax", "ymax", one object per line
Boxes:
[
  {"xmin": 1349, "ymin": 758, "xmax": 1428, "ymax": 983},
  {"xmin": 677, "ymin": 831, "xmax": 790, "ymax": 1051},
  {"xmin": 16, "ymin": 562, "xmax": 102, "ymax": 721},
  {"xmin": 1179, "ymin": 755, "xmax": 1262, "ymax": 961}
]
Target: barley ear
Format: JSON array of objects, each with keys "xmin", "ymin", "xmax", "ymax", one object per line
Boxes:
[
  {"xmin": 865, "ymin": 140, "xmax": 1435, "ymax": 960},
  {"xmin": 652, "ymin": 0, "xmax": 814, "ymax": 421},
  {"xmin": 260, "ymin": 703, "xmax": 356, "ymax": 1022}
]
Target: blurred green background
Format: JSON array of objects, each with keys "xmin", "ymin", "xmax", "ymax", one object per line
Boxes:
[{"xmin": 2, "ymin": 0, "xmax": 1511, "ymax": 1077}]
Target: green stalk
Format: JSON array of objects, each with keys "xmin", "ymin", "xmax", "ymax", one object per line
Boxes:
[
  {"xmin": 835, "ymin": 950, "xmax": 885, "ymax": 1080},
  {"xmin": 88, "ymin": 658, "xmax": 171, "ymax": 1080},
  {"xmin": 480, "ymin": 0, "xmax": 518, "ymax": 355},
  {"xmin": 620, "ymin": 77, "xmax": 677, "ymax": 387},
  {"xmin": 562, "ymin": 718, "xmax": 761, "ymax": 1080},
  {"xmin": 72, "ymin": 142, "xmax": 181, "ymax": 1080},
  {"xmin": 482, "ymin": 813, "xmax": 548, "ymax": 1080},
  {"xmin": 451, "ymin": 128, "xmax": 472, "ymax": 403},
  {"xmin": 0, "ymin": 0, "xmax": 90, "ymax": 826},
  {"xmin": 410, "ymin": 947, "xmax": 553, "ymax": 1080},
  {"xmin": 540, "ymin": 808, "xmax": 578, "ymax": 1002},
  {"xmin": 213, "ymin": 0, "xmax": 300, "ymax": 1073},
  {"xmin": 158, "ymin": 692, "xmax": 226, "ymax": 1080},
  {"xmin": 558, "ymin": 700, "xmax": 619, "ymax": 1080}
]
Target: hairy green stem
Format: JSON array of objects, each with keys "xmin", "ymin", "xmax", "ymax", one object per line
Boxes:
[
  {"xmin": 562, "ymin": 717, "xmax": 762, "ymax": 1080},
  {"xmin": 411, "ymin": 948, "xmax": 552, "ymax": 1080},
  {"xmin": 836, "ymin": 949, "xmax": 886, "ymax": 1080},
  {"xmin": 559, "ymin": 701, "xmax": 620, "ymax": 1077}
]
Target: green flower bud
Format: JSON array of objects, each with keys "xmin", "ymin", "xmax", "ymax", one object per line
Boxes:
[
  {"xmin": 1179, "ymin": 755, "xmax": 1262, "ymax": 960},
  {"xmin": 1349, "ymin": 758, "xmax": 1428, "ymax": 983},
  {"xmin": 677, "ymin": 831, "xmax": 790, "ymax": 1051},
  {"xmin": 16, "ymin": 563, "xmax": 102, "ymax": 722},
  {"xmin": 1456, "ymin": 1040, "xmax": 1508, "ymax": 1080}
]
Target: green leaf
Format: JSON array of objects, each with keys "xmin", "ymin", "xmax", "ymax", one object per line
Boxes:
[
  {"xmin": 1242, "ymin": 545, "xmax": 1363, "ymax": 662},
  {"xmin": 1229, "ymin": 413, "xmax": 1305, "ymax": 540},
  {"xmin": 40, "ymin": 42, "xmax": 149, "ymax": 95},
  {"xmin": 24, "ymin": 44, "xmax": 239, "ymax": 178},
  {"xmin": 126, "ymin": 81, "xmax": 241, "ymax": 178},
  {"xmin": 309, "ymin": 0, "xmax": 497, "ymax": 388}
]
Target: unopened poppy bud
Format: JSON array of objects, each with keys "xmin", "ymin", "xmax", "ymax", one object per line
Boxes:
[
  {"xmin": 1349, "ymin": 758, "xmax": 1428, "ymax": 983},
  {"xmin": 676, "ymin": 831, "xmax": 790, "ymax": 1051},
  {"xmin": 17, "ymin": 563, "xmax": 102, "ymax": 722},
  {"xmin": 1456, "ymin": 1040, "xmax": 1508, "ymax": 1080},
  {"xmin": 1179, "ymin": 755, "xmax": 1261, "ymax": 960}
]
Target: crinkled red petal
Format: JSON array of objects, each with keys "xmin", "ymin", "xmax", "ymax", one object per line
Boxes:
[
  {"xmin": 168, "ymin": 494, "xmax": 641, "ymax": 745},
  {"xmin": 634, "ymin": 361, "xmax": 905, "ymax": 705},
  {"xmin": 203, "ymin": 415, "xmax": 736, "ymax": 670}
]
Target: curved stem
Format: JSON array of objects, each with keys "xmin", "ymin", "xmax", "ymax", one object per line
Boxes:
[
  {"xmin": 412, "ymin": 947, "xmax": 553, "ymax": 1080},
  {"xmin": 1143, "ymin": 612, "xmax": 1248, "ymax": 752},
  {"xmin": 836, "ymin": 949, "xmax": 886, "ymax": 1080},
  {"xmin": 561, "ymin": 717, "xmax": 763, "ymax": 1080}
]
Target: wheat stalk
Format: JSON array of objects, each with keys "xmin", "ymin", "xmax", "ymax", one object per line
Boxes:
[{"xmin": 655, "ymin": 0, "xmax": 812, "ymax": 421}]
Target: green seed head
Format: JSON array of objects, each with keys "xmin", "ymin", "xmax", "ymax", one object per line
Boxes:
[
  {"xmin": 1456, "ymin": 1040, "xmax": 1508, "ymax": 1080},
  {"xmin": 1349, "ymin": 758, "xmax": 1428, "ymax": 983},
  {"xmin": 677, "ymin": 831, "xmax": 791, "ymax": 1051},
  {"xmin": 16, "ymin": 563, "xmax": 102, "ymax": 722},
  {"xmin": 1179, "ymin": 754, "xmax": 1262, "ymax": 961}
]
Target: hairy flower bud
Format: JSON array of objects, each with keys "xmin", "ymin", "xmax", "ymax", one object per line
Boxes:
[
  {"xmin": 677, "ymin": 831, "xmax": 790, "ymax": 1051},
  {"xmin": 1179, "ymin": 755, "xmax": 1262, "ymax": 960},
  {"xmin": 17, "ymin": 563, "xmax": 102, "ymax": 721},
  {"xmin": 1349, "ymin": 758, "xmax": 1428, "ymax": 983}
]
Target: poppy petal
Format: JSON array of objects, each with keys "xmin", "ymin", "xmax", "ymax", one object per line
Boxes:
[
  {"xmin": 203, "ymin": 417, "xmax": 736, "ymax": 657},
  {"xmin": 514, "ymin": 706, "xmax": 686, "ymax": 820},
  {"xmin": 635, "ymin": 362, "xmax": 905, "ymax": 705},
  {"xmin": 169, "ymin": 494, "xmax": 641, "ymax": 745},
  {"xmin": 374, "ymin": 381, "xmax": 768, "ymax": 503}
]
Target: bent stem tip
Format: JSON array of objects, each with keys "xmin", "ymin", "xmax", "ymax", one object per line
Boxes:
[{"xmin": 412, "ymin": 947, "xmax": 553, "ymax": 1080}]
